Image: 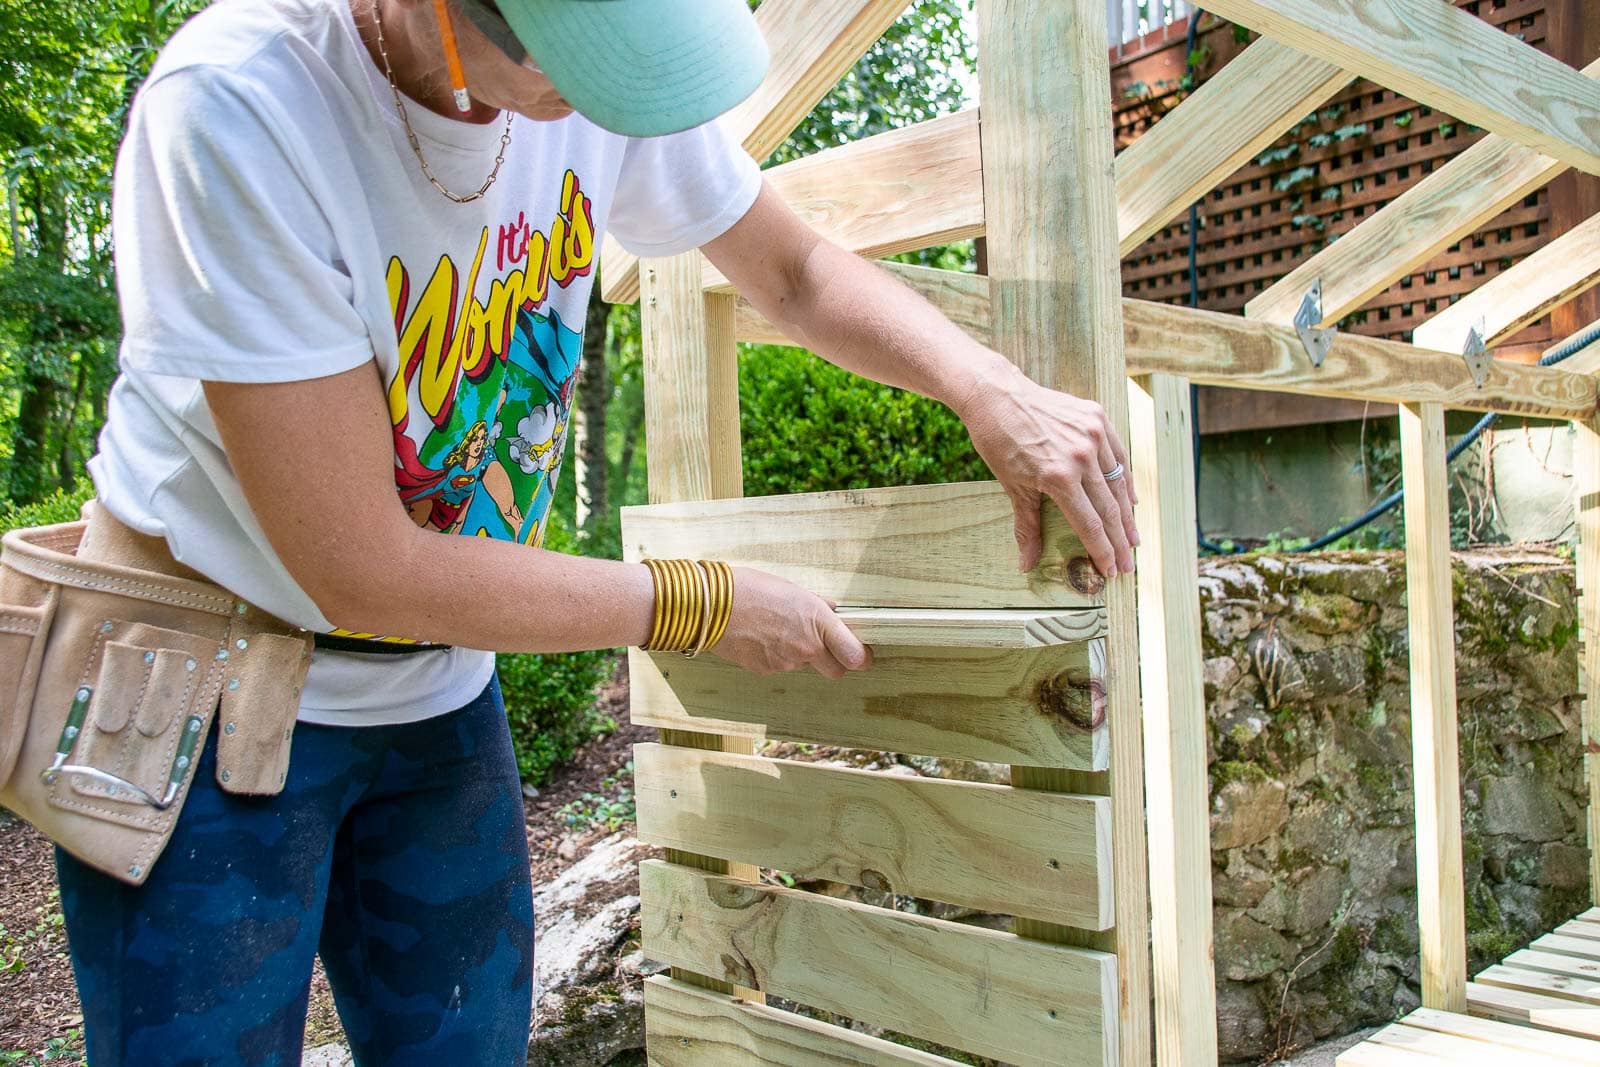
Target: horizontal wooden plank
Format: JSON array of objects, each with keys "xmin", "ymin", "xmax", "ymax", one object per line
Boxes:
[
  {"xmin": 598, "ymin": 0, "xmax": 912, "ymax": 303},
  {"xmin": 1501, "ymin": 948, "xmax": 1600, "ymax": 982},
  {"xmin": 622, "ymin": 479, "xmax": 1100, "ymax": 610},
  {"xmin": 1398, "ymin": 1006, "xmax": 1600, "ymax": 1063},
  {"xmin": 1335, "ymin": 1042, "xmax": 1442, "ymax": 1066},
  {"xmin": 1366, "ymin": 1021, "xmax": 1552, "ymax": 1065},
  {"xmin": 1555, "ymin": 917, "xmax": 1600, "ymax": 942},
  {"xmin": 734, "ymin": 263, "xmax": 1599, "ymax": 419},
  {"xmin": 643, "ymin": 976, "xmax": 964, "ymax": 1066},
  {"xmin": 1468, "ymin": 980, "xmax": 1600, "ymax": 1040},
  {"xmin": 1197, "ymin": 0, "xmax": 1600, "ymax": 176},
  {"xmin": 633, "ymin": 743, "xmax": 1113, "ymax": 929},
  {"xmin": 1531, "ymin": 933, "xmax": 1600, "ymax": 963},
  {"xmin": 640, "ymin": 860, "xmax": 1117, "ymax": 1066},
  {"xmin": 629, "ymin": 640, "xmax": 1108, "ymax": 770},
  {"xmin": 835, "ymin": 606, "xmax": 1106, "ymax": 648},
  {"xmin": 1474, "ymin": 963, "xmax": 1600, "ymax": 1005}
]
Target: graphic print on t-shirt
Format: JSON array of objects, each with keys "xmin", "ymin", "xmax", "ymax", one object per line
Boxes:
[{"xmin": 385, "ymin": 169, "xmax": 594, "ymax": 549}]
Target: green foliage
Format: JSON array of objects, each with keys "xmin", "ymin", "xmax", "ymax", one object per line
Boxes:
[
  {"xmin": 0, "ymin": 1031, "xmax": 84, "ymax": 1066},
  {"xmin": 0, "ymin": 480, "xmax": 91, "ymax": 534},
  {"xmin": 556, "ymin": 760, "xmax": 635, "ymax": 833}
]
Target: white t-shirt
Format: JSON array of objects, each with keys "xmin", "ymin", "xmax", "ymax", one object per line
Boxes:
[{"xmin": 89, "ymin": 0, "xmax": 760, "ymax": 726}]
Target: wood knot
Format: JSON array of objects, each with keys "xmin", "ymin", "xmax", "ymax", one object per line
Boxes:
[
  {"xmin": 1034, "ymin": 670, "xmax": 1105, "ymax": 731},
  {"xmin": 1066, "ymin": 557, "xmax": 1105, "ymax": 596},
  {"xmin": 719, "ymin": 951, "xmax": 758, "ymax": 988},
  {"xmin": 859, "ymin": 869, "xmax": 892, "ymax": 893}
]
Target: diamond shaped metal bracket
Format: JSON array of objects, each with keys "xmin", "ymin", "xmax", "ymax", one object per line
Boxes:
[
  {"xmin": 1293, "ymin": 279, "xmax": 1337, "ymax": 369},
  {"xmin": 1462, "ymin": 323, "xmax": 1491, "ymax": 389}
]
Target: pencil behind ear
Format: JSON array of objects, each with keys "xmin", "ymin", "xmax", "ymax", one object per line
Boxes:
[{"xmin": 430, "ymin": 0, "xmax": 473, "ymax": 113}]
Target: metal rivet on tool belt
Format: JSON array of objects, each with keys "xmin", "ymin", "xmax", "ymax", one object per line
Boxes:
[
  {"xmin": 176, "ymin": 756, "xmax": 190, "ymax": 770},
  {"xmin": 235, "ymin": 603, "xmax": 248, "ymax": 615},
  {"xmin": 76, "ymin": 686, "xmax": 91, "ymax": 702},
  {"xmin": 100, "ymin": 621, "xmax": 113, "ymax": 634},
  {"xmin": 143, "ymin": 651, "xmax": 156, "ymax": 664},
  {"xmin": 227, "ymin": 679, "xmax": 240, "ymax": 692},
  {"xmin": 185, "ymin": 658, "xmax": 196, "ymax": 672},
  {"xmin": 236, "ymin": 638, "xmax": 248, "ymax": 650},
  {"xmin": 128, "ymin": 865, "xmax": 141, "ymax": 878},
  {"xmin": 220, "ymin": 769, "xmax": 231, "ymax": 783},
  {"xmin": 216, "ymin": 648, "xmax": 228, "ymax": 661},
  {"xmin": 223, "ymin": 721, "xmax": 236, "ymax": 734},
  {"xmin": 187, "ymin": 719, "xmax": 201, "ymax": 733},
  {"xmin": 283, "ymin": 728, "xmax": 292, "ymax": 740}
]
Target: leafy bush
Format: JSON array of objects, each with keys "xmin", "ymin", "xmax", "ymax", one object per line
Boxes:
[{"xmin": 0, "ymin": 481, "xmax": 94, "ymax": 535}]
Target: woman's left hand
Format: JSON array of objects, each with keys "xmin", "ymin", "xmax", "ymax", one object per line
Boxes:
[{"xmin": 956, "ymin": 360, "xmax": 1140, "ymax": 580}]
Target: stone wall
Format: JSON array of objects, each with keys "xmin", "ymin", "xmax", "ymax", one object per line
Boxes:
[{"xmin": 1200, "ymin": 548, "xmax": 1590, "ymax": 1062}]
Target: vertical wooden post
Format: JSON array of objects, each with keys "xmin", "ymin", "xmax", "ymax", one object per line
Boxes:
[
  {"xmin": 1399, "ymin": 401, "xmax": 1467, "ymax": 1013},
  {"xmin": 638, "ymin": 255, "xmax": 761, "ymax": 1002},
  {"xmin": 1546, "ymin": 0, "xmax": 1600, "ymax": 341},
  {"xmin": 1130, "ymin": 373, "xmax": 1219, "ymax": 1064},
  {"xmin": 979, "ymin": 1, "xmax": 1152, "ymax": 1063},
  {"xmin": 1574, "ymin": 416, "xmax": 1600, "ymax": 906}
]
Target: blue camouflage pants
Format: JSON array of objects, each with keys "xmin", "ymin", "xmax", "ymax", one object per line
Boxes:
[{"xmin": 54, "ymin": 674, "xmax": 535, "ymax": 1067}]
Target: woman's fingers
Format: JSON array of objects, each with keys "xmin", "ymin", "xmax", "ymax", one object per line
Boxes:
[
  {"xmin": 1010, "ymin": 487, "xmax": 1044, "ymax": 572},
  {"xmin": 822, "ymin": 613, "xmax": 872, "ymax": 672},
  {"xmin": 1078, "ymin": 468, "xmax": 1133, "ymax": 577},
  {"xmin": 1097, "ymin": 436, "xmax": 1140, "ymax": 568},
  {"xmin": 1047, "ymin": 480, "xmax": 1118, "ymax": 578}
]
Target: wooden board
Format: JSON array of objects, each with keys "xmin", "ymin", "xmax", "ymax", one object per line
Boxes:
[
  {"xmin": 1364, "ymin": 1021, "xmax": 1586, "ymax": 1065},
  {"xmin": 834, "ymin": 606, "xmax": 1106, "ymax": 648},
  {"xmin": 1197, "ymin": 0, "xmax": 1600, "ymax": 176},
  {"xmin": 1501, "ymin": 949, "xmax": 1600, "ymax": 982},
  {"xmin": 1116, "ymin": 39, "xmax": 1349, "ymax": 253},
  {"xmin": 1397, "ymin": 1007, "xmax": 1600, "ymax": 1063},
  {"xmin": 1557, "ymin": 918, "xmax": 1600, "ymax": 942},
  {"xmin": 1577, "ymin": 417, "xmax": 1600, "ymax": 904},
  {"xmin": 629, "ymin": 641, "xmax": 1109, "ymax": 770},
  {"xmin": 1413, "ymin": 210, "xmax": 1600, "ymax": 353},
  {"xmin": 598, "ymin": 0, "xmax": 912, "ymax": 302},
  {"xmin": 1400, "ymin": 400, "xmax": 1467, "ymax": 1013},
  {"xmin": 731, "ymin": 267, "xmax": 1600, "ymax": 419},
  {"xmin": 1468, "ymin": 980, "xmax": 1600, "ymax": 1040},
  {"xmin": 1474, "ymin": 963, "xmax": 1600, "ymax": 1004},
  {"xmin": 1128, "ymin": 374, "xmax": 1219, "ymax": 1064},
  {"xmin": 1531, "ymin": 933, "xmax": 1600, "ymax": 962},
  {"xmin": 621, "ymin": 480, "xmax": 1101, "ymax": 611},
  {"xmin": 643, "ymin": 976, "xmax": 964, "ymax": 1066},
  {"xmin": 633, "ymin": 743, "xmax": 1114, "ymax": 929},
  {"xmin": 1246, "ymin": 59, "xmax": 1600, "ymax": 328},
  {"xmin": 640, "ymin": 860, "xmax": 1117, "ymax": 1066},
  {"xmin": 1546, "ymin": 316, "xmax": 1600, "ymax": 373}
]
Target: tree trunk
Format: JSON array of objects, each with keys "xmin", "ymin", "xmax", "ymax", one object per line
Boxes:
[
  {"xmin": 574, "ymin": 291, "xmax": 610, "ymax": 536},
  {"xmin": 10, "ymin": 374, "xmax": 56, "ymax": 504}
]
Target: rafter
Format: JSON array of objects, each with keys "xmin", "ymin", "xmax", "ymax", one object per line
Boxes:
[
  {"xmin": 1545, "ymin": 317, "xmax": 1600, "ymax": 375},
  {"xmin": 1199, "ymin": 0, "xmax": 1600, "ymax": 176},
  {"xmin": 599, "ymin": 0, "xmax": 913, "ymax": 302},
  {"xmin": 1250, "ymin": 56, "xmax": 1600, "ymax": 328}
]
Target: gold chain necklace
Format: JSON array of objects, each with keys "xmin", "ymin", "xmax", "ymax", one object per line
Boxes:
[{"xmin": 370, "ymin": 0, "xmax": 513, "ymax": 204}]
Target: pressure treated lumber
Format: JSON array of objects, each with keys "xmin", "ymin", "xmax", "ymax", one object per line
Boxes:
[
  {"xmin": 629, "ymin": 641, "xmax": 1108, "ymax": 769},
  {"xmin": 643, "ymin": 976, "xmax": 964, "ymax": 1066},
  {"xmin": 1198, "ymin": 0, "xmax": 1600, "ymax": 176},
  {"xmin": 1474, "ymin": 963, "xmax": 1600, "ymax": 1004},
  {"xmin": 1467, "ymin": 980, "xmax": 1600, "ymax": 1039},
  {"xmin": 833, "ymin": 606, "xmax": 1107, "ymax": 648},
  {"xmin": 1393, "ymin": 1007, "xmax": 1600, "ymax": 1063},
  {"xmin": 1579, "ymin": 417, "xmax": 1600, "ymax": 904},
  {"xmin": 1532, "ymin": 933, "xmax": 1600, "ymax": 962},
  {"xmin": 1116, "ymin": 40, "xmax": 1349, "ymax": 252},
  {"xmin": 1364, "ymin": 1018, "xmax": 1596, "ymax": 1065},
  {"xmin": 640, "ymin": 861, "xmax": 1117, "ymax": 1066},
  {"xmin": 978, "ymin": 1, "xmax": 1146, "ymax": 1063},
  {"xmin": 633, "ymin": 743, "xmax": 1114, "ymax": 929},
  {"xmin": 1128, "ymin": 374, "xmax": 1219, "ymax": 1065},
  {"xmin": 1546, "ymin": 317, "xmax": 1600, "ymax": 374},
  {"xmin": 622, "ymin": 480, "xmax": 1101, "ymax": 611},
  {"xmin": 732, "ymin": 263, "xmax": 1600, "ymax": 419},
  {"xmin": 1412, "ymin": 210, "xmax": 1600, "ymax": 353},
  {"xmin": 1248, "ymin": 59, "xmax": 1600, "ymax": 328},
  {"xmin": 1399, "ymin": 400, "xmax": 1467, "ymax": 1013},
  {"xmin": 599, "ymin": 0, "xmax": 912, "ymax": 302},
  {"xmin": 1501, "ymin": 949, "xmax": 1600, "ymax": 981}
]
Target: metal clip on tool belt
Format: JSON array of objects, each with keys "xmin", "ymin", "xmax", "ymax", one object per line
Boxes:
[{"xmin": 0, "ymin": 502, "xmax": 312, "ymax": 885}]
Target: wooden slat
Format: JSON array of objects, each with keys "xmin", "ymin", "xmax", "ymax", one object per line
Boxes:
[
  {"xmin": 1247, "ymin": 58, "xmax": 1600, "ymax": 328},
  {"xmin": 979, "ymin": 0, "xmax": 1146, "ymax": 1062},
  {"xmin": 1366, "ymin": 1019, "xmax": 1593, "ymax": 1065},
  {"xmin": 1556, "ymin": 918, "xmax": 1600, "ymax": 942},
  {"xmin": 1116, "ymin": 39, "xmax": 1349, "ymax": 253},
  {"xmin": 1129, "ymin": 374, "xmax": 1218, "ymax": 1065},
  {"xmin": 1197, "ymin": 0, "xmax": 1600, "ymax": 176},
  {"xmin": 629, "ymin": 641, "xmax": 1108, "ymax": 770},
  {"xmin": 1502, "ymin": 948, "xmax": 1600, "ymax": 981},
  {"xmin": 834, "ymin": 606, "xmax": 1107, "ymax": 648},
  {"xmin": 599, "ymin": 0, "xmax": 912, "ymax": 302},
  {"xmin": 640, "ymin": 860, "xmax": 1117, "ymax": 1066},
  {"xmin": 700, "ymin": 110, "xmax": 981, "ymax": 294},
  {"xmin": 643, "ymin": 976, "xmax": 964, "ymax": 1066},
  {"xmin": 1578, "ymin": 417, "xmax": 1600, "ymax": 904},
  {"xmin": 621, "ymin": 480, "xmax": 1100, "ymax": 611},
  {"xmin": 633, "ymin": 743, "xmax": 1114, "ymax": 929},
  {"xmin": 1413, "ymin": 211, "xmax": 1600, "ymax": 353},
  {"xmin": 1400, "ymin": 400, "xmax": 1467, "ymax": 1013},
  {"xmin": 1398, "ymin": 1006, "xmax": 1600, "ymax": 1063},
  {"xmin": 1474, "ymin": 963, "xmax": 1600, "ymax": 1005},
  {"xmin": 1468, "ymin": 980, "xmax": 1600, "ymax": 1039},
  {"xmin": 732, "ymin": 266, "xmax": 1600, "ymax": 419},
  {"xmin": 1531, "ymin": 933, "xmax": 1600, "ymax": 962},
  {"xmin": 1336, "ymin": 1042, "xmax": 1445, "ymax": 1066}
]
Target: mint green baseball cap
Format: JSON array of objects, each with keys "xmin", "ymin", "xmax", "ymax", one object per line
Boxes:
[{"xmin": 495, "ymin": 0, "xmax": 769, "ymax": 137}]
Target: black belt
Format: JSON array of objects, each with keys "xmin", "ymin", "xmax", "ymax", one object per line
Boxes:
[{"xmin": 312, "ymin": 633, "xmax": 453, "ymax": 656}]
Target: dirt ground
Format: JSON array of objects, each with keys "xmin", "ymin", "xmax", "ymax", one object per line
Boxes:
[{"xmin": 1, "ymin": 665, "xmax": 648, "ymax": 1062}]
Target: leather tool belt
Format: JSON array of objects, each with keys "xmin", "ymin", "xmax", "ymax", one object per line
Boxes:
[{"xmin": 0, "ymin": 501, "xmax": 312, "ymax": 885}]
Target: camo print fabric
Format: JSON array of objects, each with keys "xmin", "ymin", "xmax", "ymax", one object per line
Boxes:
[{"xmin": 54, "ymin": 674, "xmax": 534, "ymax": 1067}]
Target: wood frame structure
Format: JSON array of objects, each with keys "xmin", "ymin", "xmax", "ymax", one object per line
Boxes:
[{"xmin": 612, "ymin": 1, "xmax": 1600, "ymax": 1063}]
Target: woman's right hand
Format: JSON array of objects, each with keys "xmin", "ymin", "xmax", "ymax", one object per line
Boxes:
[{"xmin": 712, "ymin": 567, "xmax": 874, "ymax": 680}]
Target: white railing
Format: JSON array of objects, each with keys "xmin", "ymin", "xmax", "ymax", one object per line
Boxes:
[{"xmin": 1107, "ymin": 0, "xmax": 1191, "ymax": 46}]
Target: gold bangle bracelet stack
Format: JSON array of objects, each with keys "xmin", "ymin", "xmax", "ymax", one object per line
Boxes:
[{"xmin": 641, "ymin": 558, "xmax": 734, "ymax": 658}]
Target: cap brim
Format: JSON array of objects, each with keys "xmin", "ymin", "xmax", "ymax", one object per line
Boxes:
[{"xmin": 499, "ymin": 0, "xmax": 769, "ymax": 137}]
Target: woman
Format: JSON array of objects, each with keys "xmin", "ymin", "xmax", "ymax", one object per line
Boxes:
[{"xmin": 61, "ymin": 0, "xmax": 1141, "ymax": 1062}]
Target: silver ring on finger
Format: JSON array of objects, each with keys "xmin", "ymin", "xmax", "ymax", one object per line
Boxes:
[{"xmin": 1101, "ymin": 462, "xmax": 1125, "ymax": 483}]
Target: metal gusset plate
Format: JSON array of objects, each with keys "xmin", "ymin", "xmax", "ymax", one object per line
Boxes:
[{"xmin": 1293, "ymin": 279, "xmax": 1338, "ymax": 369}]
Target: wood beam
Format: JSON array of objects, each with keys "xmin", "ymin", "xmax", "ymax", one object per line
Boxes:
[
  {"xmin": 1116, "ymin": 39, "xmax": 1349, "ymax": 253},
  {"xmin": 1411, "ymin": 211, "xmax": 1600, "ymax": 354},
  {"xmin": 1546, "ymin": 317, "xmax": 1600, "ymax": 375},
  {"xmin": 733, "ymin": 263, "xmax": 1600, "ymax": 419},
  {"xmin": 978, "ymin": 1, "xmax": 1149, "ymax": 1063},
  {"xmin": 1399, "ymin": 400, "xmax": 1468, "ymax": 1012},
  {"xmin": 599, "ymin": 0, "xmax": 914, "ymax": 302},
  {"xmin": 1247, "ymin": 59, "xmax": 1600, "ymax": 328},
  {"xmin": 1575, "ymin": 416, "xmax": 1600, "ymax": 905},
  {"xmin": 1198, "ymin": 0, "xmax": 1600, "ymax": 176},
  {"xmin": 1546, "ymin": 0, "xmax": 1600, "ymax": 340}
]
